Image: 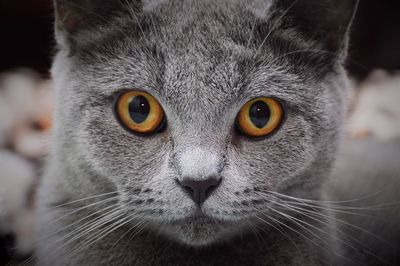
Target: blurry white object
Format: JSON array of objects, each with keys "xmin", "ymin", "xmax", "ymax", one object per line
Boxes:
[
  {"xmin": 347, "ymin": 70, "xmax": 400, "ymax": 141},
  {"xmin": 0, "ymin": 70, "xmax": 53, "ymax": 157},
  {"xmin": 0, "ymin": 150, "xmax": 36, "ymax": 255},
  {"xmin": 0, "ymin": 70, "xmax": 37, "ymax": 123},
  {"xmin": 0, "ymin": 69, "xmax": 52, "ymax": 258}
]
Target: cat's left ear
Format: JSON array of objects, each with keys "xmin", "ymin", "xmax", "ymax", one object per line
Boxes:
[
  {"xmin": 53, "ymin": 0, "xmax": 142, "ymax": 46},
  {"xmin": 273, "ymin": 0, "xmax": 359, "ymax": 59}
]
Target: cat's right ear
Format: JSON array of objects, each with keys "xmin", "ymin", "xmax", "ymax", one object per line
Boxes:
[
  {"xmin": 270, "ymin": 0, "xmax": 359, "ymax": 61},
  {"xmin": 53, "ymin": 0, "xmax": 142, "ymax": 47}
]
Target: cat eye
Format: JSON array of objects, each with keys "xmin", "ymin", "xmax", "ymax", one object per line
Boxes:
[
  {"xmin": 236, "ymin": 97, "xmax": 284, "ymax": 138},
  {"xmin": 115, "ymin": 90, "xmax": 165, "ymax": 134}
]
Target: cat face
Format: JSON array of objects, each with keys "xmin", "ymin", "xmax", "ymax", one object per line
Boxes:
[{"xmin": 52, "ymin": 0, "xmax": 357, "ymax": 246}]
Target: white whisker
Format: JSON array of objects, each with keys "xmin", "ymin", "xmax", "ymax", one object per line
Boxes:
[
  {"xmin": 50, "ymin": 191, "xmax": 119, "ymax": 209},
  {"xmin": 256, "ymin": 0, "xmax": 300, "ymax": 53}
]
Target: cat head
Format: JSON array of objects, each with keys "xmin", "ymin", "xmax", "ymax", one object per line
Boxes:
[{"xmin": 52, "ymin": 0, "xmax": 358, "ymax": 246}]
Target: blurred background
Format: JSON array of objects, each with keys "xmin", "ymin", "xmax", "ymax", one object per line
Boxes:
[{"xmin": 0, "ymin": 0, "xmax": 400, "ymax": 265}]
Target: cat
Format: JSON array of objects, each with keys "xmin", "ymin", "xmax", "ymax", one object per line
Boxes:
[{"xmin": 36, "ymin": 0, "xmax": 398, "ymax": 265}]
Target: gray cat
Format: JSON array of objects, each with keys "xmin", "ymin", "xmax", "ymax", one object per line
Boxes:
[{"xmin": 36, "ymin": 0, "xmax": 399, "ymax": 265}]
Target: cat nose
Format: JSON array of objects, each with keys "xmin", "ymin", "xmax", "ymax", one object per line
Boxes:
[{"xmin": 177, "ymin": 176, "xmax": 222, "ymax": 205}]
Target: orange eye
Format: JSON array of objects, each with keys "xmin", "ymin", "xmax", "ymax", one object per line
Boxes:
[
  {"xmin": 115, "ymin": 90, "xmax": 165, "ymax": 134},
  {"xmin": 236, "ymin": 97, "xmax": 284, "ymax": 138}
]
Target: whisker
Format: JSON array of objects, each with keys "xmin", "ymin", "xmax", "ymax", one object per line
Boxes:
[
  {"xmin": 286, "ymin": 202, "xmax": 390, "ymax": 245},
  {"xmin": 254, "ymin": 210, "xmax": 303, "ymax": 251},
  {"xmin": 50, "ymin": 204, "xmax": 117, "ymax": 237},
  {"xmin": 259, "ymin": 209, "xmax": 359, "ymax": 265},
  {"xmin": 287, "ymin": 201, "xmax": 376, "ymax": 217},
  {"xmin": 273, "ymin": 200, "xmax": 390, "ymax": 265},
  {"xmin": 246, "ymin": 17, "xmax": 258, "ymax": 49},
  {"xmin": 266, "ymin": 189, "xmax": 386, "ymax": 206},
  {"xmin": 256, "ymin": 0, "xmax": 300, "ymax": 53},
  {"xmin": 49, "ymin": 191, "xmax": 119, "ymax": 209},
  {"xmin": 110, "ymin": 218, "xmax": 148, "ymax": 250},
  {"xmin": 18, "ymin": 207, "xmax": 119, "ymax": 265},
  {"xmin": 125, "ymin": 220, "xmax": 149, "ymax": 245},
  {"xmin": 52, "ymin": 207, "xmax": 122, "ymax": 246},
  {"xmin": 71, "ymin": 217, "xmax": 129, "ymax": 255},
  {"xmin": 49, "ymin": 195, "xmax": 120, "ymax": 225},
  {"xmin": 269, "ymin": 206, "xmax": 330, "ymax": 246},
  {"xmin": 149, "ymin": 13, "xmax": 160, "ymax": 42},
  {"xmin": 125, "ymin": 1, "xmax": 149, "ymax": 43},
  {"xmin": 70, "ymin": 214, "xmax": 138, "ymax": 256},
  {"xmin": 59, "ymin": 209, "xmax": 125, "ymax": 247},
  {"xmin": 43, "ymin": 208, "xmax": 124, "ymax": 261},
  {"xmin": 287, "ymin": 203, "xmax": 391, "ymax": 264},
  {"xmin": 275, "ymin": 200, "xmax": 367, "ymax": 248},
  {"xmin": 264, "ymin": 189, "xmax": 400, "ymax": 214},
  {"xmin": 236, "ymin": 209, "xmax": 271, "ymax": 247}
]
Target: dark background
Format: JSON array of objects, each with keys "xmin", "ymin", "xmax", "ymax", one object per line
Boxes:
[{"xmin": 1, "ymin": 0, "xmax": 400, "ymax": 79}]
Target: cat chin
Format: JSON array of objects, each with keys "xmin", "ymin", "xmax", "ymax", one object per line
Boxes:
[
  {"xmin": 164, "ymin": 226, "xmax": 234, "ymax": 247},
  {"xmin": 157, "ymin": 216, "xmax": 243, "ymax": 247}
]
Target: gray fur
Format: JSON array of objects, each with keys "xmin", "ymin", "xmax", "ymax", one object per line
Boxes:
[{"xmin": 35, "ymin": 0, "xmax": 397, "ymax": 265}]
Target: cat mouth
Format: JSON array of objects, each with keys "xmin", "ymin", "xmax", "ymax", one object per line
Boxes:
[
  {"xmin": 170, "ymin": 208, "xmax": 222, "ymax": 226},
  {"xmin": 163, "ymin": 208, "xmax": 240, "ymax": 246}
]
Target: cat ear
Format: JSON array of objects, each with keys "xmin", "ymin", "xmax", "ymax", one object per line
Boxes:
[
  {"xmin": 53, "ymin": 0, "xmax": 141, "ymax": 45},
  {"xmin": 274, "ymin": 0, "xmax": 359, "ymax": 56}
]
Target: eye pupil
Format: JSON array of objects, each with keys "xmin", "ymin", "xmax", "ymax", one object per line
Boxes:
[
  {"xmin": 249, "ymin": 101, "xmax": 270, "ymax": 128},
  {"xmin": 129, "ymin": 95, "xmax": 150, "ymax": 124}
]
